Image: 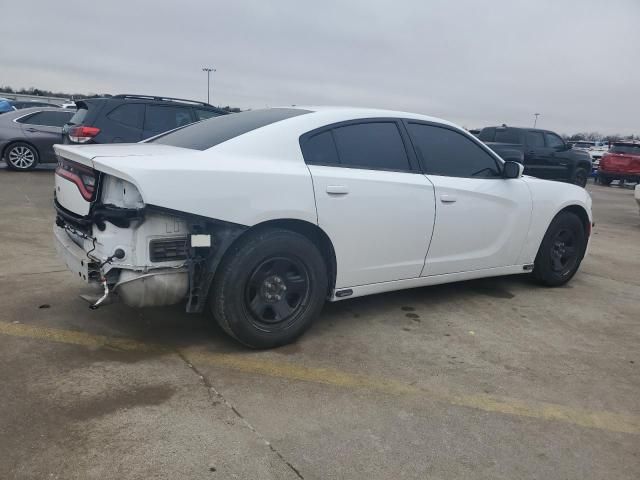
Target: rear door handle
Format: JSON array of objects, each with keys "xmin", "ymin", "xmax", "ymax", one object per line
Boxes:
[
  {"xmin": 326, "ymin": 185, "xmax": 349, "ymax": 195},
  {"xmin": 440, "ymin": 194, "xmax": 457, "ymax": 203}
]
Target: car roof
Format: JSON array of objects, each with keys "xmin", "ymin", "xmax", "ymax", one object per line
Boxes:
[{"xmin": 287, "ymin": 105, "xmax": 459, "ymax": 128}]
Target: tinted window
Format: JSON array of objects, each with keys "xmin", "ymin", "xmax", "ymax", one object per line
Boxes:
[
  {"xmin": 494, "ymin": 128, "xmax": 523, "ymax": 144},
  {"xmin": 301, "ymin": 130, "xmax": 339, "ymax": 165},
  {"xmin": 545, "ymin": 133, "xmax": 564, "ymax": 148},
  {"xmin": 145, "ymin": 105, "xmax": 193, "ymax": 134},
  {"xmin": 610, "ymin": 144, "xmax": 640, "ymax": 155},
  {"xmin": 408, "ymin": 123, "xmax": 501, "ymax": 178},
  {"xmin": 478, "ymin": 127, "xmax": 495, "ymax": 142},
  {"xmin": 526, "ymin": 131, "xmax": 545, "ymax": 147},
  {"xmin": 151, "ymin": 108, "xmax": 311, "ymax": 150},
  {"xmin": 107, "ymin": 104, "xmax": 144, "ymax": 129},
  {"xmin": 195, "ymin": 108, "xmax": 222, "ymax": 121},
  {"xmin": 331, "ymin": 122, "xmax": 410, "ymax": 171},
  {"xmin": 19, "ymin": 111, "xmax": 73, "ymax": 127}
]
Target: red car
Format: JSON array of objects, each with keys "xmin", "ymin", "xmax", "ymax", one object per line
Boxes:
[{"xmin": 598, "ymin": 141, "xmax": 640, "ymax": 185}]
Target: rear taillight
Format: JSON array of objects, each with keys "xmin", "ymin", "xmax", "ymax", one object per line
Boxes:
[
  {"xmin": 68, "ymin": 125, "xmax": 100, "ymax": 143},
  {"xmin": 56, "ymin": 159, "xmax": 98, "ymax": 201}
]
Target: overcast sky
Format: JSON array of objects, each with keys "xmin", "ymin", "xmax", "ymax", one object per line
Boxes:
[{"xmin": 1, "ymin": 0, "xmax": 639, "ymax": 134}]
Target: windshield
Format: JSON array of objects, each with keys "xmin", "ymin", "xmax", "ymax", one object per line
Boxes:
[
  {"xmin": 610, "ymin": 144, "xmax": 640, "ymax": 155},
  {"xmin": 149, "ymin": 108, "xmax": 311, "ymax": 150}
]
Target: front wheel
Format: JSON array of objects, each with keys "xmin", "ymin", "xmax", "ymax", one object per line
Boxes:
[
  {"xmin": 5, "ymin": 142, "xmax": 39, "ymax": 171},
  {"xmin": 533, "ymin": 212, "xmax": 586, "ymax": 287},
  {"xmin": 210, "ymin": 228, "xmax": 328, "ymax": 348},
  {"xmin": 573, "ymin": 167, "xmax": 588, "ymax": 188}
]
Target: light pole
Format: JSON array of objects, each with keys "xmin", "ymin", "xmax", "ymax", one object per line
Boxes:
[
  {"xmin": 533, "ymin": 113, "xmax": 540, "ymax": 128},
  {"xmin": 202, "ymin": 67, "xmax": 216, "ymax": 104}
]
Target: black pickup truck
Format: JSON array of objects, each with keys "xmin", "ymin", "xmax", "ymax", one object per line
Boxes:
[{"xmin": 478, "ymin": 126, "xmax": 592, "ymax": 187}]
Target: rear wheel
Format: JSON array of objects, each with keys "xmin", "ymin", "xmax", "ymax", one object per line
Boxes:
[
  {"xmin": 573, "ymin": 167, "xmax": 588, "ymax": 188},
  {"xmin": 210, "ymin": 228, "xmax": 328, "ymax": 348},
  {"xmin": 5, "ymin": 142, "xmax": 39, "ymax": 171},
  {"xmin": 533, "ymin": 212, "xmax": 586, "ymax": 287}
]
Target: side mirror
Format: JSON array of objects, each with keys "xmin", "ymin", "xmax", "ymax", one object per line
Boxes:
[{"xmin": 503, "ymin": 161, "xmax": 524, "ymax": 179}]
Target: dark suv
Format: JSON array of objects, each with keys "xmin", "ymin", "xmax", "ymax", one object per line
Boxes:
[
  {"xmin": 478, "ymin": 126, "xmax": 592, "ymax": 187},
  {"xmin": 62, "ymin": 94, "xmax": 228, "ymax": 144}
]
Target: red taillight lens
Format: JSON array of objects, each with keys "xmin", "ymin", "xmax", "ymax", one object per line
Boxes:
[
  {"xmin": 68, "ymin": 125, "xmax": 100, "ymax": 143},
  {"xmin": 56, "ymin": 159, "xmax": 97, "ymax": 201}
]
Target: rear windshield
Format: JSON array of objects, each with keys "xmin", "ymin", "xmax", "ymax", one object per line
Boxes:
[
  {"xmin": 149, "ymin": 108, "xmax": 311, "ymax": 150},
  {"xmin": 494, "ymin": 129, "xmax": 523, "ymax": 144},
  {"xmin": 68, "ymin": 104, "xmax": 89, "ymax": 125},
  {"xmin": 610, "ymin": 144, "xmax": 640, "ymax": 155}
]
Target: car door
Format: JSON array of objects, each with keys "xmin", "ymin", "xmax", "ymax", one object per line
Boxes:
[
  {"xmin": 521, "ymin": 130, "xmax": 553, "ymax": 179},
  {"xmin": 19, "ymin": 110, "xmax": 74, "ymax": 162},
  {"xmin": 302, "ymin": 120, "xmax": 436, "ymax": 289},
  {"xmin": 542, "ymin": 132, "xmax": 572, "ymax": 180},
  {"xmin": 404, "ymin": 121, "xmax": 532, "ymax": 276}
]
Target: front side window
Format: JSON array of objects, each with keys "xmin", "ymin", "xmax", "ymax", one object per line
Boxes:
[
  {"xmin": 18, "ymin": 111, "xmax": 73, "ymax": 127},
  {"xmin": 107, "ymin": 104, "xmax": 144, "ymax": 129},
  {"xmin": 545, "ymin": 133, "xmax": 565, "ymax": 148},
  {"xmin": 408, "ymin": 123, "xmax": 501, "ymax": 178},
  {"xmin": 330, "ymin": 122, "xmax": 410, "ymax": 171},
  {"xmin": 145, "ymin": 105, "xmax": 193, "ymax": 134}
]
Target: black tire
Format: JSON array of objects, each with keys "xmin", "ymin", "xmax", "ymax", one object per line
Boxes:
[
  {"xmin": 573, "ymin": 167, "xmax": 588, "ymax": 188},
  {"xmin": 533, "ymin": 212, "xmax": 586, "ymax": 287},
  {"xmin": 4, "ymin": 142, "xmax": 39, "ymax": 171},
  {"xmin": 210, "ymin": 228, "xmax": 328, "ymax": 348},
  {"xmin": 598, "ymin": 175, "xmax": 612, "ymax": 186}
]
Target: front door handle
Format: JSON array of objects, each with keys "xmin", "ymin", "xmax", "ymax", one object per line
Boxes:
[
  {"xmin": 326, "ymin": 185, "xmax": 349, "ymax": 195},
  {"xmin": 25, "ymin": 128, "xmax": 38, "ymax": 133},
  {"xmin": 440, "ymin": 194, "xmax": 457, "ymax": 203}
]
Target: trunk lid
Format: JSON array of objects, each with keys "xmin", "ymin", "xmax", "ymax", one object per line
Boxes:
[{"xmin": 53, "ymin": 143, "xmax": 192, "ymax": 216}]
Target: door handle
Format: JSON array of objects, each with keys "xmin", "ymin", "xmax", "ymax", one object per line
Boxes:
[
  {"xmin": 25, "ymin": 128, "xmax": 38, "ymax": 133},
  {"xmin": 440, "ymin": 194, "xmax": 457, "ymax": 203},
  {"xmin": 326, "ymin": 185, "xmax": 349, "ymax": 195}
]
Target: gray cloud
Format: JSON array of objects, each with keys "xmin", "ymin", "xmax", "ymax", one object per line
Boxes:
[{"xmin": 2, "ymin": 0, "xmax": 639, "ymax": 134}]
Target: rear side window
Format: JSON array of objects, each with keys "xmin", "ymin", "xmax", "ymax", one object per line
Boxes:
[
  {"xmin": 18, "ymin": 111, "xmax": 73, "ymax": 127},
  {"xmin": 150, "ymin": 108, "xmax": 310, "ymax": 150},
  {"xmin": 494, "ymin": 128, "xmax": 523, "ymax": 144},
  {"xmin": 408, "ymin": 123, "xmax": 501, "ymax": 178},
  {"xmin": 331, "ymin": 122, "xmax": 410, "ymax": 171},
  {"xmin": 526, "ymin": 131, "xmax": 545, "ymax": 147},
  {"xmin": 194, "ymin": 108, "xmax": 222, "ymax": 121},
  {"xmin": 107, "ymin": 104, "xmax": 144, "ymax": 129},
  {"xmin": 145, "ymin": 105, "xmax": 193, "ymax": 134},
  {"xmin": 302, "ymin": 130, "xmax": 340, "ymax": 165}
]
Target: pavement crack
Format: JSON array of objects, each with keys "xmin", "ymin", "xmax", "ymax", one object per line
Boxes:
[{"xmin": 175, "ymin": 350, "xmax": 304, "ymax": 479}]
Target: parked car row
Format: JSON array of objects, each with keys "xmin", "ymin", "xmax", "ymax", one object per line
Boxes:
[
  {"xmin": 478, "ymin": 125, "xmax": 592, "ymax": 187},
  {"xmin": 1, "ymin": 94, "xmax": 228, "ymax": 170}
]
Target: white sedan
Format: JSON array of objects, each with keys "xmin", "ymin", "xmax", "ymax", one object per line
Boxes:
[{"xmin": 53, "ymin": 107, "xmax": 592, "ymax": 348}]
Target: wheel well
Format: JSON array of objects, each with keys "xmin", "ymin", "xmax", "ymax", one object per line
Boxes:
[
  {"xmin": 233, "ymin": 219, "xmax": 337, "ymax": 296},
  {"xmin": 2, "ymin": 139, "xmax": 40, "ymax": 161},
  {"xmin": 559, "ymin": 205, "xmax": 590, "ymax": 237}
]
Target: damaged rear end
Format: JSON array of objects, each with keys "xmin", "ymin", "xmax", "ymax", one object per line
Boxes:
[{"xmin": 53, "ymin": 144, "xmax": 245, "ymax": 311}]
